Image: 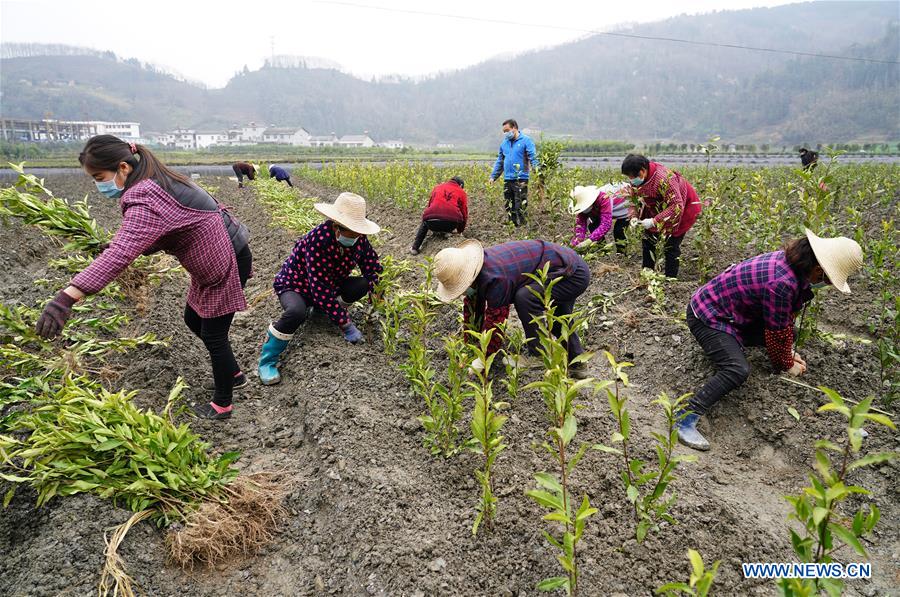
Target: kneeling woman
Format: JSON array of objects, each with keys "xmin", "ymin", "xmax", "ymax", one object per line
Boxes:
[
  {"xmin": 259, "ymin": 193, "xmax": 382, "ymax": 385},
  {"xmin": 433, "ymin": 239, "xmax": 591, "ymax": 378},
  {"xmin": 680, "ymin": 230, "xmax": 863, "ymax": 451},
  {"xmin": 569, "ymin": 182, "xmax": 632, "ymax": 253},
  {"xmin": 37, "ymin": 135, "xmax": 252, "ymax": 421}
]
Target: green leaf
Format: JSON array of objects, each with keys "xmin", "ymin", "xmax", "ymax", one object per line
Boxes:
[
  {"xmin": 536, "ymin": 577, "xmax": 569, "ymax": 592},
  {"xmin": 862, "ymin": 413, "xmax": 896, "ymax": 430},
  {"xmin": 534, "ymin": 472, "xmax": 563, "ymax": 495},
  {"xmin": 626, "ymin": 484, "xmax": 639, "ymax": 503},
  {"xmin": 848, "ymin": 452, "xmax": 898, "ymax": 471},
  {"xmin": 787, "ymin": 406, "xmax": 800, "ymax": 421},
  {"xmin": 527, "ymin": 489, "xmax": 564, "ymax": 511},
  {"xmin": 3, "ymin": 487, "xmax": 16, "ymax": 507},
  {"xmin": 688, "ymin": 549, "xmax": 704, "ymax": 580},
  {"xmin": 0, "ymin": 473, "xmax": 30, "ymax": 483},
  {"xmin": 812, "ymin": 506, "xmax": 829, "ymax": 527},
  {"xmin": 829, "ymin": 523, "xmax": 867, "ymax": 557},
  {"xmin": 592, "ymin": 443, "xmax": 622, "ymax": 455}
]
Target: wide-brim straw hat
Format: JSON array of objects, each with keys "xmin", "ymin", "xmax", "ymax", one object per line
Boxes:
[
  {"xmin": 568, "ymin": 185, "xmax": 600, "ymax": 215},
  {"xmin": 314, "ymin": 192, "xmax": 381, "ymax": 235},
  {"xmin": 805, "ymin": 228, "xmax": 863, "ymax": 293},
  {"xmin": 434, "ymin": 239, "xmax": 485, "ymax": 302}
]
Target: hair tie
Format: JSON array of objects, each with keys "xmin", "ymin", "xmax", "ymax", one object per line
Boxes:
[{"xmin": 129, "ymin": 142, "xmax": 137, "ymax": 155}]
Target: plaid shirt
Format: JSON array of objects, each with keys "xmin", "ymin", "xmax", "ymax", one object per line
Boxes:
[
  {"xmin": 635, "ymin": 162, "xmax": 702, "ymax": 237},
  {"xmin": 690, "ymin": 251, "xmax": 813, "ymax": 370},
  {"xmin": 273, "ymin": 221, "xmax": 382, "ymax": 327},
  {"xmin": 71, "ymin": 179, "xmax": 247, "ymax": 318},
  {"xmin": 464, "ymin": 240, "xmax": 579, "ymax": 354}
]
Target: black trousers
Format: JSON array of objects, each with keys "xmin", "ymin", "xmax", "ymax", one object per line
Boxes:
[
  {"xmin": 503, "ymin": 180, "xmax": 528, "ymax": 227},
  {"xmin": 412, "ymin": 218, "xmax": 459, "ymax": 251},
  {"xmin": 513, "ymin": 259, "xmax": 591, "ymax": 361},
  {"xmin": 273, "ymin": 277, "xmax": 370, "ymax": 335},
  {"xmin": 587, "ymin": 217, "xmax": 629, "ymax": 254},
  {"xmin": 686, "ymin": 304, "xmax": 765, "ymax": 415},
  {"xmin": 232, "ymin": 165, "xmax": 246, "ymax": 185},
  {"xmin": 277, "ymin": 178, "xmax": 293, "ymax": 187},
  {"xmin": 642, "ymin": 232, "xmax": 685, "ymax": 278},
  {"xmin": 183, "ymin": 244, "xmax": 253, "ymax": 407}
]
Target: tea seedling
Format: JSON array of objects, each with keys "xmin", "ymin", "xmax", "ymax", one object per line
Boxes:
[
  {"xmin": 466, "ymin": 329, "xmax": 507, "ymax": 534},
  {"xmin": 777, "ymin": 387, "xmax": 897, "ymax": 597}
]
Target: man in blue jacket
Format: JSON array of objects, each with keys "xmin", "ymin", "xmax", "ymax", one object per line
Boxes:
[{"xmin": 489, "ymin": 119, "xmax": 537, "ymax": 227}]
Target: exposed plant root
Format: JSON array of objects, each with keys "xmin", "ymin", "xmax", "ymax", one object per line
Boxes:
[
  {"xmin": 117, "ymin": 268, "xmax": 151, "ymax": 315},
  {"xmin": 99, "ymin": 509, "xmax": 153, "ymax": 597},
  {"xmin": 165, "ymin": 473, "xmax": 287, "ymax": 569}
]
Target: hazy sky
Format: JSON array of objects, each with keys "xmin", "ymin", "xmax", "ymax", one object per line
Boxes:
[{"xmin": 2, "ymin": 0, "xmax": 797, "ymax": 87}]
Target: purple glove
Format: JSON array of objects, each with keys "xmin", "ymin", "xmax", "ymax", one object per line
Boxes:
[
  {"xmin": 340, "ymin": 322, "xmax": 364, "ymax": 344},
  {"xmin": 36, "ymin": 290, "xmax": 77, "ymax": 339}
]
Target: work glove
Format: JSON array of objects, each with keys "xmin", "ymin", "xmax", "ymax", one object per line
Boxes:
[
  {"xmin": 639, "ymin": 218, "xmax": 655, "ymax": 230},
  {"xmin": 340, "ymin": 321, "xmax": 364, "ymax": 344},
  {"xmin": 468, "ymin": 357, "xmax": 485, "ymax": 376},
  {"xmin": 629, "ymin": 218, "xmax": 641, "ymax": 228},
  {"xmin": 576, "ymin": 239, "xmax": 594, "ymax": 252},
  {"xmin": 36, "ymin": 290, "xmax": 77, "ymax": 339}
]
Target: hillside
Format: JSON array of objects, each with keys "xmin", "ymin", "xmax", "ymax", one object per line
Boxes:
[{"xmin": 1, "ymin": 1, "xmax": 897, "ymax": 145}]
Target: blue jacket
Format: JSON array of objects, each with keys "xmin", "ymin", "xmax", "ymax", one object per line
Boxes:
[
  {"xmin": 269, "ymin": 165, "xmax": 290, "ymax": 181},
  {"xmin": 491, "ymin": 133, "xmax": 538, "ymax": 181}
]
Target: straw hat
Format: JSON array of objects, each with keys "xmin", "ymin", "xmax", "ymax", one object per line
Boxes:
[
  {"xmin": 805, "ymin": 228, "xmax": 864, "ymax": 293},
  {"xmin": 314, "ymin": 192, "xmax": 381, "ymax": 235},
  {"xmin": 434, "ymin": 239, "xmax": 485, "ymax": 302},
  {"xmin": 568, "ymin": 185, "xmax": 600, "ymax": 215}
]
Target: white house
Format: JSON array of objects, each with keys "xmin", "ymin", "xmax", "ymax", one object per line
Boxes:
[
  {"xmin": 239, "ymin": 122, "xmax": 267, "ymax": 143},
  {"xmin": 378, "ymin": 139, "xmax": 404, "ymax": 150},
  {"xmin": 168, "ymin": 129, "xmax": 197, "ymax": 150},
  {"xmin": 338, "ymin": 134, "xmax": 375, "ymax": 148},
  {"xmin": 309, "ymin": 134, "xmax": 338, "ymax": 147},
  {"xmin": 262, "ymin": 127, "xmax": 311, "ymax": 146},
  {"xmin": 195, "ymin": 131, "xmax": 228, "ymax": 149}
]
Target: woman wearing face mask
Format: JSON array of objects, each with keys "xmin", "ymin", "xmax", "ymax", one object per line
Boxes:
[
  {"xmin": 621, "ymin": 154, "xmax": 702, "ymax": 278},
  {"xmin": 677, "ymin": 230, "xmax": 863, "ymax": 451},
  {"xmin": 35, "ymin": 135, "xmax": 253, "ymax": 421},
  {"xmin": 259, "ymin": 192, "xmax": 382, "ymax": 385}
]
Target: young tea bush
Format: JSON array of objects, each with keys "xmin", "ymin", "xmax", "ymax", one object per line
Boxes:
[
  {"xmin": 466, "ymin": 329, "xmax": 507, "ymax": 534},
  {"xmin": 522, "ymin": 265, "xmax": 601, "ymax": 596},
  {"xmin": 594, "ymin": 352, "xmax": 696, "ymax": 542},
  {"xmin": 777, "ymin": 387, "xmax": 897, "ymax": 597}
]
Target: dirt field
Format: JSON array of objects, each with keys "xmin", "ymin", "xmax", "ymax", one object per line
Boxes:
[{"xmin": 1, "ymin": 174, "xmax": 897, "ymax": 597}]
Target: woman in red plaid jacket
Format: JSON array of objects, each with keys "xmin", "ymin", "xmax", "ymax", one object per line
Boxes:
[{"xmin": 35, "ymin": 135, "xmax": 252, "ymax": 421}]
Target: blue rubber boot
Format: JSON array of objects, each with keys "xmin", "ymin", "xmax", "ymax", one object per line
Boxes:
[
  {"xmin": 258, "ymin": 325, "xmax": 291, "ymax": 386},
  {"xmin": 675, "ymin": 409, "xmax": 710, "ymax": 451}
]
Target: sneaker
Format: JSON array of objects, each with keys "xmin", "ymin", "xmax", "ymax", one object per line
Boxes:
[
  {"xmin": 409, "ymin": 247, "xmax": 420, "ymax": 255},
  {"xmin": 193, "ymin": 402, "xmax": 232, "ymax": 420},
  {"xmin": 202, "ymin": 372, "xmax": 248, "ymax": 392}
]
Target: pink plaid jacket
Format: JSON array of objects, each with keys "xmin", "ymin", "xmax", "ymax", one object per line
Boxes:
[{"xmin": 71, "ymin": 179, "xmax": 247, "ymax": 318}]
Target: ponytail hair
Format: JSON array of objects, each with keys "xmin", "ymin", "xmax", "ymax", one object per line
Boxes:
[
  {"xmin": 78, "ymin": 135, "xmax": 191, "ymax": 193},
  {"xmin": 784, "ymin": 237, "xmax": 820, "ymax": 280}
]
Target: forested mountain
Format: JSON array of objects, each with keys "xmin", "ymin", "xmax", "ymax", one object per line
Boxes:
[{"xmin": 2, "ymin": 2, "xmax": 897, "ymax": 146}]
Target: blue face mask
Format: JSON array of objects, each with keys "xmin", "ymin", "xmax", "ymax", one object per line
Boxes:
[
  {"xmin": 504, "ymin": 130, "xmax": 516, "ymax": 141},
  {"xmin": 630, "ymin": 177, "xmax": 645, "ymax": 187},
  {"xmin": 95, "ymin": 173, "xmax": 124, "ymax": 198},
  {"xmin": 811, "ymin": 282, "xmax": 828, "ymax": 289},
  {"xmin": 337, "ymin": 234, "xmax": 358, "ymax": 248}
]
